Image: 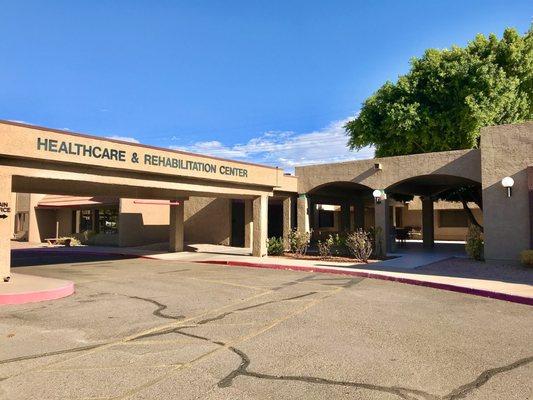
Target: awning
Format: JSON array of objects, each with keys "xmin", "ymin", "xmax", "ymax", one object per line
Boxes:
[{"xmin": 36, "ymin": 195, "xmax": 119, "ymax": 209}]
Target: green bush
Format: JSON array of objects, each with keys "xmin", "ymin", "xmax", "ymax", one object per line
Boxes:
[
  {"xmin": 465, "ymin": 225, "xmax": 484, "ymax": 261},
  {"xmin": 267, "ymin": 237, "xmax": 284, "ymax": 256},
  {"xmin": 520, "ymin": 250, "xmax": 533, "ymax": 267}
]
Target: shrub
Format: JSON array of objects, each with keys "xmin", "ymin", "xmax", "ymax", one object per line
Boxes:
[
  {"xmin": 330, "ymin": 233, "xmax": 347, "ymax": 256},
  {"xmin": 520, "ymin": 250, "xmax": 533, "ymax": 267},
  {"xmin": 346, "ymin": 230, "xmax": 373, "ymax": 263},
  {"xmin": 367, "ymin": 226, "xmax": 383, "ymax": 256},
  {"xmin": 317, "ymin": 235, "xmax": 334, "ymax": 259},
  {"xmin": 287, "ymin": 229, "xmax": 311, "ymax": 257},
  {"xmin": 465, "ymin": 224, "xmax": 484, "ymax": 261},
  {"xmin": 57, "ymin": 237, "xmax": 81, "ymax": 247},
  {"xmin": 267, "ymin": 237, "xmax": 284, "ymax": 256}
]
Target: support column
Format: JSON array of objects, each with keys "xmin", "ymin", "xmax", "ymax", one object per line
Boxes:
[
  {"xmin": 297, "ymin": 194, "xmax": 310, "ymax": 233},
  {"xmin": 341, "ymin": 202, "xmax": 351, "ymax": 232},
  {"xmin": 244, "ymin": 199, "xmax": 253, "ymax": 249},
  {"xmin": 422, "ymin": 197, "xmax": 435, "ymax": 249},
  {"xmin": 169, "ymin": 200, "xmax": 185, "ymax": 252},
  {"xmin": 355, "ymin": 199, "xmax": 365, "ymax": 230},
  {"xmin": 282, "ymin": 196, "xmax": 292, "ymax": 249},
  {"xmin": 374, "ymin": 198, "xmax": 390, "ymax": 257},
  {"xmin": 0, "ymin": 173, "xmax": 13, "ymax": 281},
  {"xmin": 252, "ymin": 195, "xmax": 268, "ymax": 257}
]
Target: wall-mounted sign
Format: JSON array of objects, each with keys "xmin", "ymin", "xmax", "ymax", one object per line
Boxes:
[
  {"xmin": 0, "ymin": 202, "xmax": 10, "ymax": 213},
  {"xmin": 36, "ymin": 137, "xmax": 249, "ymax": 178},
  {"xmin": 0, "ymin": 202, "xmax": 10, "ymax": 219}
]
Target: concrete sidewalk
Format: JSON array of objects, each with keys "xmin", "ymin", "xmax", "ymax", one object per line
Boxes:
[{"xmin": 10, "ymin": 242, "xmax": 533, "ymax": 305}]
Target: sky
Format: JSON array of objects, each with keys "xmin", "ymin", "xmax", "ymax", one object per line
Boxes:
[{"xmin": 1, "ymin": 1, "xmax": 531, "ymax": 172}]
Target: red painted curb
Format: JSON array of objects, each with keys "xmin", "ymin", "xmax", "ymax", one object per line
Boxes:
[
  {"xmin": 198, "ymin": 260, "xmax": 533, "ymax": 306},
  {"xmin": 0, "ymin": 281, "xmax": 75, "ymax": 305}
]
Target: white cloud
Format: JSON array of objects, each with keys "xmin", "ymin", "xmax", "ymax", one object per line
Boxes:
[
  {"xmin": 106, "ymin": 135, "xmax": 140, "ymax": 143},
  {"xmin": 170, "ymin": 117, "xmax": 374, "ymax": 172}
]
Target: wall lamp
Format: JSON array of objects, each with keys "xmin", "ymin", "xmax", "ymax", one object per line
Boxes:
[
  {"xmin": 501, "ymin": 176, "xmax": 514, "ymax": 197},
  {"xmin": 373, "ymin": 189, "xmax": 386, "ymax": 204}
]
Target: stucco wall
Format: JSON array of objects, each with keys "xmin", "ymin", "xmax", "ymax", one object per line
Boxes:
[
  {"xmin": 296, "ymin": 149, "xmax": 481, "ymax": 194},
  {"xmin": 119, "ymin": 199, "xmax": 170, "ymax": 247},
  {"xmin": 119, "ymin": 196, "xmax": 233, "ymax": 247},
  {"xmin": 481, "ymin": 122, "xmax": 533, "ymax": 261},
  {"xmin": 184, "ymin": 197, "xmax": 232, "ymax": 245}
]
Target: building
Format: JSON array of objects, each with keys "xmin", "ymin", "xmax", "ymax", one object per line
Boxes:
[{"xmin": 1, "ymin": 120, "xmax": 532, "ymax": 281}]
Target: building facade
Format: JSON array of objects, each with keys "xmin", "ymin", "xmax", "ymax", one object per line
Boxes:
[{"xmin": 1, "ymin": 120, "xmax": 532, "ymax": 281}]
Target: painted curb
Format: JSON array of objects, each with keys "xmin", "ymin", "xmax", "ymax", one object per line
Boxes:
[
  {"xmin": 198, "ymin": 260, "xmax": 533, "ymax": 306},
  {"xmin": 0, "ymin": 281, "xmax": 75, "ymax": 305}
]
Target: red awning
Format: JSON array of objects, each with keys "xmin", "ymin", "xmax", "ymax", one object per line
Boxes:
[{"xmin": 36, "ymin": 195, "xmax": 119, "ymax": 209}]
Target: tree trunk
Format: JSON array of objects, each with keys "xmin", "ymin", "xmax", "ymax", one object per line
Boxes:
[{"xmin": 460, "ymin": 199, "xmax": 483, "ymax": 232}]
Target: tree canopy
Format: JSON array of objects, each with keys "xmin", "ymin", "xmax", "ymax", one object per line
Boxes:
[{"xmin": 346, "ymin": 26, "xmax": 532, "ymax": 157}]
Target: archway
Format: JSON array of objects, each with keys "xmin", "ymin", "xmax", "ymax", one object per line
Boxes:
[
  {"xmin": 306, "ymin": 181, "xmax": 374, "ymax": 240},
  {"xmin": 385, "ymin": 174, "xmax": 483, "ymax": 252}
]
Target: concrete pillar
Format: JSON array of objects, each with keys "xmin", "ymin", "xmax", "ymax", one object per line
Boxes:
[
  {"xmin": 374, "ymin": 198, "xmax": 390, "ymax": 256},
  {"xmin": 297, "ymin": 194, "xmax": 310, "ymax": 233},
  {"xmin": 252, "ymin": 195, "xmax": 268, "ymax": 257},
  {"xmin": 282, "ymin": 196, "xmax": 292, "ymax": 248},
  {"xmin": 169, "ymin": 200, "xmax": 185, "ymax": 252},
  {"xmin": 0, "ymin": 173, "xmax": 13, "ymax": 281},
  {"xmin": 244, "ymin": 199, "xmax": 253, "ymax": 249},
  {"xmin": 311, "ymin": 201, "xmax": 319, "ymax": 231},
  {"xmin": 422, "ymin": 197, "xmax": 435, "ymax": 249},
  {"xmin": 355, "ymin": 199, "xmax": 365, "ymax": 230},
  {"xmin": 341, "ymin": 202, "xmax": 351, "ymax": 232}
]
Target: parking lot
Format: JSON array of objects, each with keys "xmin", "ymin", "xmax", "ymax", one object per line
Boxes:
[{"xmin": 1, "ymin": 255, "xmax": 532, "ymax": 400}]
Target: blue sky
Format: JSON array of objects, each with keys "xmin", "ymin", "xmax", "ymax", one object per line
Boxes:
[{"xmin": 1, "ymin": 1, "xmax": 531, "ymax": 171}]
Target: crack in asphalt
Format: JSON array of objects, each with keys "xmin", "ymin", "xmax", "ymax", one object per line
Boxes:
[
  {"xmin": 441, "ymin": 355, "xmax": 533, "ymax": 400},
  {"xmin": 196, "ymin": 291, "xmax": 317, "ymax": 325},
  {"xmin": 0, "ymin": 344, "xmax": 102, "ymax": 365},
  {"xmin": 157, "ymin": 269, "xmax": 190, "ymax": 274},
  {"xmin": 127, "ymin": 295, "xmax": 185, "ymax": 320},
  {"xmin": 217, "ymin": 347, "xmax": 533, "ymax": 400}
]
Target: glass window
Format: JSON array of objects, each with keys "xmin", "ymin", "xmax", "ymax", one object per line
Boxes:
[
  {"xmin": 97, "ymin": 208, "xmax": 119, "ymax": 234},
  {"xmin": 79, "ymin": 210, "xmax": 93, "ymax": 232}
]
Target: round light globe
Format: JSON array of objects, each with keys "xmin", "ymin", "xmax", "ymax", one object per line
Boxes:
[
  {"xmin": 372, "ymin": 189, "xmax": 382, "ymax": 199},
  {"xmin": 501, "ymin": 176, "xmax": 514, "ymax": 188}
]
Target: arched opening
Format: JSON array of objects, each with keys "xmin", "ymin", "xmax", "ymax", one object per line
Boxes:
[
  {"xmin": 306, "ymin": 181, "xmax": 374, "ymax": 241},
  {"xmin": 385, "ymin": 174, "xmax": 483, "ymax": 254}
]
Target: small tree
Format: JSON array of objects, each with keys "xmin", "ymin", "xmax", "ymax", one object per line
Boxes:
[
  {"xmin": 346, "ymin": 230, "xmax": 373, "ymax": 263},
  {"xmin": 465, "ymin": 224, "xmax": 484, "ymax": 260}
]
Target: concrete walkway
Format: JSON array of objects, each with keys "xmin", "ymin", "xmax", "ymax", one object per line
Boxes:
[{"xmin": 9, "ymin": 241, "xmax": 533, "ymax": 305}]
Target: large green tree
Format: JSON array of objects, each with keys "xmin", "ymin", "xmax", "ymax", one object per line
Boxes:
[
  {"xmin": 346, "ymin": 26, "xmax": 532, "ymax": 157},
  {"xmin": 346, "ymin": 26, "xmax": 532, "ymax": 230}
]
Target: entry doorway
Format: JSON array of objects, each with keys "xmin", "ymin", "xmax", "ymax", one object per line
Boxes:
[{"xmin": 230, "ymin": 200, "xmax": 245, "ymax": 247}]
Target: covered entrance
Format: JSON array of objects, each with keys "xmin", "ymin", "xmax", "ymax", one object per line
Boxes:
[{"xmin": 0, "ymin": 120, "xmax": 297, "ymax": 282}]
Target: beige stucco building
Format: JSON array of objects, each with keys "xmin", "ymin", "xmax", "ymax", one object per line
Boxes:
[{"xmin": 2, "ymin": 120, "xmax": 532, "ymax": 282}]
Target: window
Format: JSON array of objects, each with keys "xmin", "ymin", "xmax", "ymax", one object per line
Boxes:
[
  {"xmin": 318, "ymin": 210, "xmax": 335, "ymax": 228},
  {"xmin": 97, "ymin": 208, "xmax": 119, "ymax": 234},
  {"xmin": 79, "ymin": 210, "xmax": 93, "ymax": 232},
  {"xmin": 439, "ymin": 210, "xmax": 468, "ymax": 228}
]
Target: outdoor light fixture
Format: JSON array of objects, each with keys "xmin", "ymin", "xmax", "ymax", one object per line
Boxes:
[
  {"xmin": 501, "ymin": 176, "xmax": 514, "ymax": 197},
  {"xmin": 373, "ymin": 189, "xmax": 385, "ymax": 204}
]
